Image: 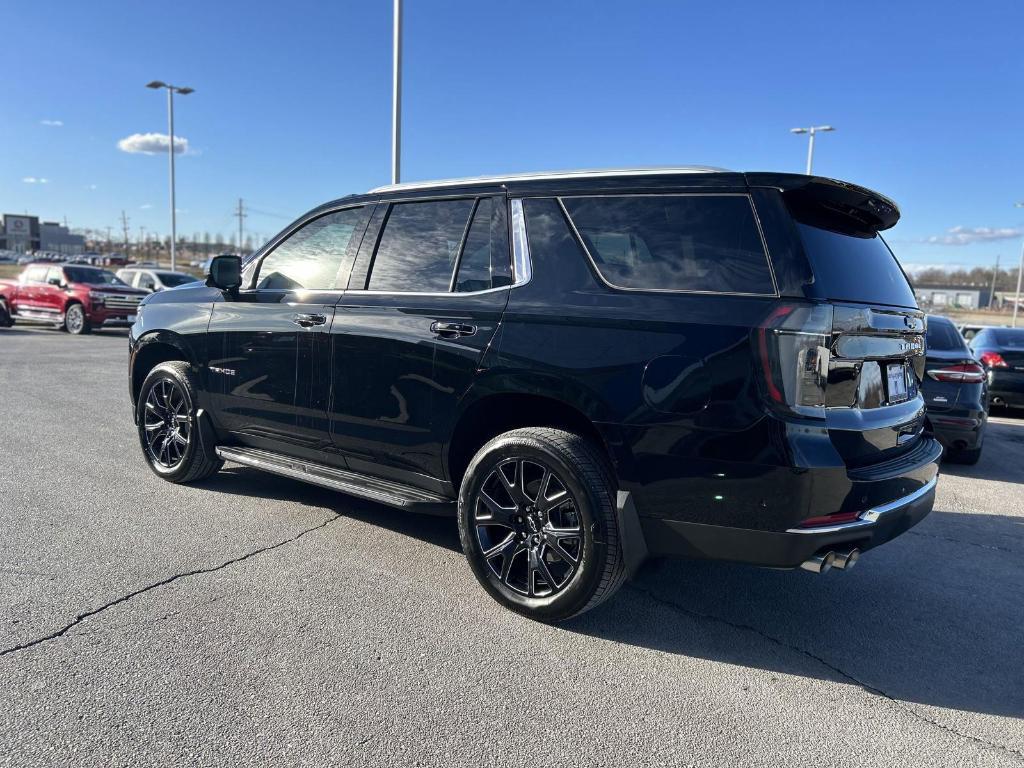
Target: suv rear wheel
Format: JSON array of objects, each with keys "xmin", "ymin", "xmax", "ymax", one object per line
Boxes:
[
  {"xmin": 136, "ymin": 361, "xmax": 223, "ymax": 483},
  {"xmin": 457, "ymin": 427, "xmax": 625, "ymax": 622}
]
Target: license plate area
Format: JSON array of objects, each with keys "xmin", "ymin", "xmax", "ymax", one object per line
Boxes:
[{"xmin": 887, "ymin": 362, "xmax": 909, "ymax": 404}]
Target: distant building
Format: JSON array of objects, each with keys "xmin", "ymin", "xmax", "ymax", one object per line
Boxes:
[
  {"xmin": 0, "ymin": 214, "xmax": 85, "ymax": 254},
  {"xmin": 914, "ymin": 285, "xmax": 991, "ymax": 310}
]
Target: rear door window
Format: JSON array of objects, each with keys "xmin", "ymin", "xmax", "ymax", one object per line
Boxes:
[
  {"xmin": 559, "ymin": 195, "xmax": 775, "ymax": 294},
  {"xmin": 453, "ymin": 198, "xmax": 512, "ymax": 293},
  {"xmin": 794, "ymin": 222, "xmax": 916, "ymax": 308},
  {"xmin": 367, "ymin": 199, "xmax": 475, "ymax": 292}
]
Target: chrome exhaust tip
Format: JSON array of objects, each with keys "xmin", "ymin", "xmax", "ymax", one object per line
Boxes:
[
  {"xmin": 800, "ymin": 551, "xmax": 836, "ymax": 574},
  {"xmin": 833, "ymin": 548, "xmax": 860, "ymax": 570}
]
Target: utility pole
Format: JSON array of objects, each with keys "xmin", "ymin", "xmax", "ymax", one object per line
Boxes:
[
  {"xmin": 392, "ymin": 0, "xmax": 403, "ymax": 185},
  {"xmin": 235, "ymin": 198, "xmax": 247, "ymax": 255},
  {"xmin": 988, "ymin": 255, "xmax": 1000, "ymax": 309},
  {"xmin": 105, "ymin": 226, "xmax": 112, "ymax": 252},
  {"xmin": 1014, "ymin": 203, "xmax": 1024, "ymax": 327},
  {"xmin": 120, "ymin": 210, "xmax": 130, "ymax": 253}
]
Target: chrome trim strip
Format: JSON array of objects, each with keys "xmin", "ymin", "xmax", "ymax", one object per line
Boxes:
[
  {"xmin": 510, "ymin": 198, "xmax": 533, "ymax": 287},
  {"xmin": 555, "ymin": 194, "xmax": 780, "ymax": 298},
  {"xmin": 785, "ymin": 475, "xmax": 938, "ymax": 534},
  {"xmin": 369, "ymin": 166, "xmax": 731, "ymax": 193}
]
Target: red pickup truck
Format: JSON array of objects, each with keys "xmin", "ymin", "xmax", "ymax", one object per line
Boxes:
[{"xmin": 0, "ymin": 263, "xmax": 147, "ymax": 334}]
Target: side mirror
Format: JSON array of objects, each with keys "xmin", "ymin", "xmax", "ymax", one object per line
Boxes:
[
  {"xmin": 47, "ymin": 276, "xmax": 62, "ymax": 286},
  {"xmin": 207, "ymin": 255, "xmax": 242, "ymax": 291}
]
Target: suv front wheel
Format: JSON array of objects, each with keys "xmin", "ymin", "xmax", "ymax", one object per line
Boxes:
[
  {"xmin": 136, "ymin": 361, "xmax": 223, "ymax": 483},
  {"xmin": 457, "ymin": 427, "xmax": 625, "ymax": 622}
]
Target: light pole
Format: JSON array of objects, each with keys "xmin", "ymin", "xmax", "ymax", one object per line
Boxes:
[
  {"xmin": 1013, "ymin": 202, "xmax": 1024, "ymax": 327},
  {"xmin": 790, "ymin": 125, "xmax": 834, "ymax": 175},
  {"xmin": 146, "ymin": 80, "xmax": 194, "ymax": 271},
  {"xmin": 392, "ymin": 0, "xmax": 403, "ymax": 185}
]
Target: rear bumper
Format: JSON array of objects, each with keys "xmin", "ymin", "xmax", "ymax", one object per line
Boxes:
[
  {"xmin": 989, "ymin": 370, "xmax": 1024, "ymax": 407},
  {"xmin": 640, "ymin": 474, "xmax": 937, "ymax": 568},
  {"xmin": 925, "ymin": 410, "xmax": 986, "ymax": 452}
]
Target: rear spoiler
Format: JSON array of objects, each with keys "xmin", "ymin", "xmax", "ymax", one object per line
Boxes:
[{"xmin": 745, "ymin": 172, "xmax": 900, "ymax": 233}]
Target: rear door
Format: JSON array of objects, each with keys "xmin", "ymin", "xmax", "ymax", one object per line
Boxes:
[
  {"xmin": 206, "ymin": 205, "xmax": 369, "ymax": 455},
  {"xmin": 330, "ymin": 192, "xmax": 509, "ymax": 485},
  {"xmin": 14, "ymin": 265, "xmax": 48, "ymax": 312}
]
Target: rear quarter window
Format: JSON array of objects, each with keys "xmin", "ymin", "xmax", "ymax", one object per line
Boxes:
[{"xmin": 560, "ymin": 195, "xmax": 776, "ymax": 294}]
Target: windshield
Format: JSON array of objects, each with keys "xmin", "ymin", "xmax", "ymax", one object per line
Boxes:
[
  {"xmin": 157, "ymin": 272, "xmax": 196, "ymax": 287},
  {"xmin": 64, "ymin": 267, "xmax": 127, "ymax": 286},
  {"xmin": 926, "ymin": 318, "xmax": 967, "ymax": 351}
]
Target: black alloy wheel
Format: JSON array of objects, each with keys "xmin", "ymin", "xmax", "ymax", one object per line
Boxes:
[
  {"xmin": 474, "ymin": 458, "xmax": 583, "ymax": 598},
  {"xmin": 143, "ymin": 378, "xmax": 192, "ymax": 471}
]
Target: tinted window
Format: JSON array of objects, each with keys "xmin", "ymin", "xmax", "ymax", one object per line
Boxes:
[
  {"xmin": 137, "ymin": 273, "xmax": 156, "ymax": 290},
  {"xmin": 993, "ymin": 329, "xmax": 1024, "ymax": 348},
  {"xmin": 256, "ymin": 207, "xmax": 365, "ymax": 290},
  {"xmin": 63, "ymin": 267, "xmax": 125, "ymax": 285},
  {"xmin": 561, "ymin": 195, "xmax": 775, "ymax": 294},
  {"xmin": 45, "ymin": 267, "xmax": 63, "ymax": 284},
  {"xmin": 926, "ymin": 318, "xmax": 967, "ymax": 351},
  {"xmin": 368, "ymin": 199, "xmax": 474, "ymax": 292},
  {"xmin": 453, "ymin": 198, "xmax": 512, "ymax": 293},
  {"xmin": 795, "ymin": 223, "xmax": 916, "ymax": 308}
]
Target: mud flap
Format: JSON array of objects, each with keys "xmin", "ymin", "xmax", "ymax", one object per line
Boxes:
[{"xmin": 615, "ymin": 491, "xmax": 649, "ymax": 580}]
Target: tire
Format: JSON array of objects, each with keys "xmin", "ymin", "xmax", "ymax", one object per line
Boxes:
[
  {"xmin": 946, "ymin": 446, "xmax": 982, "ymax": 465},
  {"xmin": 64, "ymin": 302, "xmax": 91, "ymax": 335},
  {"xmin": 457, "ymin": 427, "xmax": 625, "ymax": 622},
  {"xmin": 136, "ymin": 361, "xmax": 223, "ymax": 483},
  {"xmin": 0, "ymin": 299, "xmax": 12, "ymax": 328}
]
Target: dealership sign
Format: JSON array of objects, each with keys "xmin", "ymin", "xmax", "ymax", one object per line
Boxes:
[{"xmin": 5, "ymin": 216, "xmax": 33, "ymax": 237}]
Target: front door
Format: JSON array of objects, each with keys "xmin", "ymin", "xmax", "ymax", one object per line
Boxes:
[
  {"xmin": 206, "ymin": 205, "xmax": 370, "ymax": 459},
  {"xmin": 330, "ymin": 194, "xmax": 511, "ymax": 487}
]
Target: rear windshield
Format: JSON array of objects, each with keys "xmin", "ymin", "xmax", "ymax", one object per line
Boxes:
[
  {"xmin": 926, "ymin": 318, "xmax": 967, "ymax": 351},
  {"xmin": 993, "ymin": 329, "xmax": 1024, "ymax": 348},
  {"xmin": 795, "ymin": 223, "xmax": 916, "ymax": 308},
  {"xmin": 560, "ymin": 195, "xmax": 775, "ymax": 294}
]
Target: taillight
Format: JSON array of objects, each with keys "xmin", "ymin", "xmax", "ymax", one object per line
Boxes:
[
  {"xmin": 796, "ymin": 510, "xmax": 860, "ymax": 529},
  {"xmin": 926, "ymin": 363, "xmax": 986, "ymax": 383},
  {"xmin": 755, "ymin": 303, "xmax": 833, "ymax": 417},
  {"xmin": 979, "ymin": 351, "xmax": 1008, "ymax": 369}
]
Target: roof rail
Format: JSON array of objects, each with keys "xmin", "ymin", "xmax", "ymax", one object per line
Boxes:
[{"xmin": 368, "ymin": 166, "xmax": 731, "ymax": 194}]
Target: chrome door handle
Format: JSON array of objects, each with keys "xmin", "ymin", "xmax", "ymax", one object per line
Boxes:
[
  {"xmin": 430, "ymin": 321, "xmax": 476, "ymax": 338},
  {"xmin": 293, "ymin": 313, "xmax": 327, "ymax": 328}
]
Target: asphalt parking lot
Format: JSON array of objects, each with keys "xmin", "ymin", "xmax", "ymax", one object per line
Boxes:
[{"xmin": 1, "ymin": 326, "xmax": 1022, "ymax": 767}]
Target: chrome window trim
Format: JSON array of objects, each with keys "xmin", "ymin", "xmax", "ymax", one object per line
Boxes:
[
  {"xmin": 555, "ymin": 193, "xmax": 781, "ymax": 298},
  {"xmin": 510, "ymin": 198, "xmax": 532, "ymax": 288},
  {"xmin": 369, "ymin": 166, "xmax": 731, "ymax": 193},
  {"xmin": 784, "ymin": 475, "xmax": 938, "ymax": 534}
]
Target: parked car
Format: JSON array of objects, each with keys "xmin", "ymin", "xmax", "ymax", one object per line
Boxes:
[
  {"xmin": 969, "ymin": 326, "xmax": 1024, "ymax": 410},
  {"xmin": 921, "ymin": 315, "xmax": 987, "ymax": 464},
  {"xmin": 0, "ymin": 263, "xmax": 146, "ymax": 334},
  {"xmin": 127, "ymin": 168, "xmax": 941, "ymax": 620},
  {"xmin": 116, "ymin": 267, "xmax": 200, "ymax": 293}
]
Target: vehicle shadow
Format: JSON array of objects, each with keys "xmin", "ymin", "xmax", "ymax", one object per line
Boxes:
[
  {"xmin": 200, "ymin": 466, "xmax": 1023, "ymax": 719},
  {"xmin": 563, "ymin": 507, "xmax": 1024, "ymax": 720},
  {"xmin": 941, "ymin": 417, "xmax": 1024, "ymax": 484},
  {"xmin": 197, "ymin": 466, "xmax": 461, "ymax": 553}
]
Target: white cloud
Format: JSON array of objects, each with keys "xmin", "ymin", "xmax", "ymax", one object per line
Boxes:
[
  {"xmin": 902, "ymin": 262, "xmax": 977, "ymax": 274},
  {"xmin": 923, "ymin": 226, "xmax": 1023, "ymax": 246},
  {"xmin": 40, "ymin": 119, "xmax": 63, "ymax": 127},
  {"xmin": 22, "ymin": 176, "xmax": 49, "ymax": 184},
  {"xmin": 139, "ymin": 203, "xmax": 153, "ymax": 210},
  {"xmin": 117, "ymin": 132, "xmax": 189, "ymax": 155}
]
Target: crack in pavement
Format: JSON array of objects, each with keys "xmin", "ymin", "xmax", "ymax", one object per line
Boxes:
[
  {"xmin": 627, "ymin": 584, "xmax": 1024, "ymax": 763},
  {"xmin": 0, "ymin": 513, "xmax": 342, "ymax": 659},
  {"xmin": 906, "ymin": 529, "xmax": 1021, "ymax": 556}
]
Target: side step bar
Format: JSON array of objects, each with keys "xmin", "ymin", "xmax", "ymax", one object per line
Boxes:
[{"xmin": 215, "ymin": 446, "xmax": 455, "ymax": 516}]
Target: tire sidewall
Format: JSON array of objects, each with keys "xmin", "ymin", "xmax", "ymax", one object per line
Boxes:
[
  {"xmin": 136, "ymin": 364, "xmax": 200, "ymax": 481},
  {"xmin": 458, "ymin": 434, "xmax": 612, "ymax": 621}
]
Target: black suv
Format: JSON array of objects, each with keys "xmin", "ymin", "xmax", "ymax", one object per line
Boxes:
[{"xmin": 128, "ymin": 168, "xmax": 941, "ymax": 621}]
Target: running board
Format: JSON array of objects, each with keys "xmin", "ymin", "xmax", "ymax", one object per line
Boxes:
[{"xmin": 215, "ymin": 446, "xmax": 455, "ymax": 516}]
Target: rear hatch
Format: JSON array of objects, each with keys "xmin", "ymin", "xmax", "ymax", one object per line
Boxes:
[{"xmin": 756, "ymin": 175, "xmax": 928, "ymax": 468}]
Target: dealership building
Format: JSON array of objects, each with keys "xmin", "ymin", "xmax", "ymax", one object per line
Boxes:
[{"xmin": 1, "ymin": 213, "xmax": 85, "ymax": 255}]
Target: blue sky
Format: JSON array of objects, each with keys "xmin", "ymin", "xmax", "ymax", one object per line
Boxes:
[{"xmin": 1, "ymin": 0, "xmax": 1022, "ymax": 269}]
